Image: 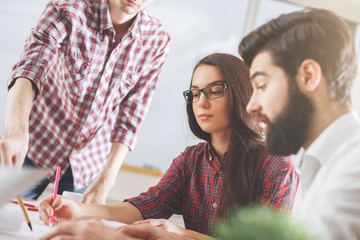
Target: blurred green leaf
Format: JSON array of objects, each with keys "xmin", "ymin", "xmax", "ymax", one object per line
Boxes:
[{"xmin": 214, "ymin": 207, "xmax": 319, "ymax": 240}]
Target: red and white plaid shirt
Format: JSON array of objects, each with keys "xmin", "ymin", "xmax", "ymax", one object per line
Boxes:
[
  {"xmin": 127, "ymin": 142, "xmax": 299, "ymax": 235},
  {"xmin": 7, "ymin": 0, "xmax": 170, "ymax": 189}
]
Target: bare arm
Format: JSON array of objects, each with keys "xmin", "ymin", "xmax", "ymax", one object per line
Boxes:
[
  {"xmin": 80, "ymin": 202, "xmax": 144, "ymax": 224},
  {"xmin": 82, "ymin": 142, "xmax": 129, "ymax": 204},
  {"xmin": 39, "ymin": 195, "xmax": 144, "ymax": 225},
  {"xmin": 0, "ymin": 78, "xmax": 35, "ymax": 167}
]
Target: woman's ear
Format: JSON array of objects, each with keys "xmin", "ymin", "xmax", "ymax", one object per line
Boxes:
[{"xmin": 295, "ymin": 59, "xmax": 322, "ymax": 94}]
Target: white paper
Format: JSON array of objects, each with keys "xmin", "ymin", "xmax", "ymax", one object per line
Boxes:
[
  {"xmin": 0, "ymin": 167, "xmax": 51, "ymax": 207},
  {"xmin": 0, "ymin": 201, "xmax": 51, "ymax": 239}
]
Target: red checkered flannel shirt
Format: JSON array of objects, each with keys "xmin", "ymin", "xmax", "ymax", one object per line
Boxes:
[
  {"xmin": 127, "ymin": 142, "xmax": 299, "ymax": 235},
  {"xmin": 7, "ymin": 0, "xmax": 170, "ymax": 189}
]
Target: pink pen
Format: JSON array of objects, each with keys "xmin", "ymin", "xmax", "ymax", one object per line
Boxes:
[{"xmin": 49, "ymin": 166, "xmax": 61, "ymax": 227}]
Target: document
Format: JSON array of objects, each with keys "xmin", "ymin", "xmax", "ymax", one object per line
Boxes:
[
  {"xmin": 0, "ymin": 200, "xmax": 50, "ymax": 239},
  {"xmin": 0, "ymin": 167, "xmax": 51, "ymax": 207}
]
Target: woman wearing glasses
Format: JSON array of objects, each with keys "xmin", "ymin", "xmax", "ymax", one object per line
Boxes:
[{"xmin": 39, "ymin": 53, "xmax": 298, "ymax": 240}]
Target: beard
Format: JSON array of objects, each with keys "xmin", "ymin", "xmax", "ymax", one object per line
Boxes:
[{"xmin": 265, "ymin": 84, "xmax": 314, "ymax": 156}]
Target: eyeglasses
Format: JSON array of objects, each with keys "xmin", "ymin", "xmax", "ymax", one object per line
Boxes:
[{"xmin": 183, "ymin": 82, "xmax": 228, "ymax": 104}]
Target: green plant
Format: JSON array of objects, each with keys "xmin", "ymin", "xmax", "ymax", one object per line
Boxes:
[{"xmin": 214, "ymin": 207, "xmax": 319, "ymax": 240}]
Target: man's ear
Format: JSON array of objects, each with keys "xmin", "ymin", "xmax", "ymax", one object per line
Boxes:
[{"xmin": 296, "ymin": 59, "xmax": 322, "ymax": 94}]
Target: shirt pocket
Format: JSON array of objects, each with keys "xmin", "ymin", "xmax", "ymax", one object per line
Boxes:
[
  {"xmin": 111, "ymin": 70, "xmax": 139, "ymax": 112},
  {"xmin": 64, "ymin": 50, "xmax": 92, "ymax": 96}
]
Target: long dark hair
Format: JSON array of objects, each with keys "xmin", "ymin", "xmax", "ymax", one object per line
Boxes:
[{"xmin": 186, "ymin": 53, "xmax": 263, "ymax": 218}]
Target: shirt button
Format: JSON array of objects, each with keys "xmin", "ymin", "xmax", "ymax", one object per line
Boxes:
[
  {"xmin": 218, "ymin": 170, "xmax": 222, "ymax": 175},
  {"xmin": 80, "ymin": 137, "xmax": 85, "ymax": 141},
  {"xmin": 213, "ymin": 203, "xmax": 218, "ymax": 208}
]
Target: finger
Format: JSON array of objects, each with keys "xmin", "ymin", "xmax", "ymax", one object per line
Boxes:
[
  {"xmin": 40, "ymin": 222, "xmax": 76, "ymax": 240},
  {"xmin": 51, "ymin": 237, "xmax": 74, "ymax": 240},
  {"xmin": 0, "ymin": 143, "xmax": 12, "ymax": 166},
  {"xmin": 39, "ymin": 194, "xmax": 55, "ymax": 217},
  {"xmin": 52, "ymin": 196, "xmax": 65, "ymax": 210},
  {"xmin": 118, "ymin": 225, "xmax": 157, "ymax": 239},
  {"xmin": 39, "ymin": 207, "xmax": 51, "ymax": 225},
  {"xmin": 132, "ymin": 219, "xmax": 152, "ymax": 225},
  {"xmin": 14, "ymin": 153, "xmax": 25, "ymax": 168}
]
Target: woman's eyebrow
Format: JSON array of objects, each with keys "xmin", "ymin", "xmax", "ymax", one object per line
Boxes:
[{"xmin": 191, "ymin": 80, "xmax": 223, "ymax": 89}]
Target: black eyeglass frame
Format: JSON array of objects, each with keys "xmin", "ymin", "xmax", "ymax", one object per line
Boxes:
[{"xmin": 182, "ymin": 82, "xmax": 228, "ymax": 104}]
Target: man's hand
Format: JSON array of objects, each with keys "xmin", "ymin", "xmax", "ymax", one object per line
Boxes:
[
  {"xmin": 131, "ymin": 219, "xmax": 216, "ymax": 240},
  {"xmin": 0, "ymin": 132, "xmax": 29, "ymax": 168},
  {"xmin": 39, "ymin": 219, "xmax": 139, "ymax": 240},
  {"xmin": 82, "ymin": 142, "xmax": 130, "ymax": 204},
  {"xmin": 82, "ymin": 176, "xmax": 110, "ymax": 204},
  {"xmin": 118, "ymin": 224, "xmax": 197, "ymax": 240},
  {"xmin": 133, "ymin": 219, "xmax": 186, "ymax": 236},
  {"xmin": 1, "ymin": 77, "xmax": 35, "ymax": 167}
]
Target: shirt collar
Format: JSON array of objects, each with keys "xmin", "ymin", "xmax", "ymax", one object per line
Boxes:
[
  {"xmin": 204, "ymin": 142, "xmax": 222, "ymax": 169},
  {"xmin": 99, "ymin": 0, "xmax": 143, "ymax": 41},
  {"xmin": 303, "ymin": 111, "xmax": 359, "ymax": 166},
  {"xmin": 98, "ymin": 0, "xmax": 112, "ymax": 31}
]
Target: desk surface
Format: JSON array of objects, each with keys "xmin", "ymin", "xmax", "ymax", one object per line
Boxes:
[{"xmin": 0, "ymin": 201, "xmax": 50, "ymax": 239}]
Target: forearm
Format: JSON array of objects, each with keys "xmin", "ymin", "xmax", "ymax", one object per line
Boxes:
[
  {"xmin": 99, "ymin": 142, "xmax": 129, "ymax": 190},
  {"xmin": 3, "ymin": 78, "xmax": 35, "ymax": 138},
  {"xmin": 78, "ymin": 202, "xmax": 144, "ymax": 224}
]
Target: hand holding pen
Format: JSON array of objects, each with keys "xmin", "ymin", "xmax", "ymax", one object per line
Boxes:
[
  {"xmin": 38, "ymin": 168, "xmax": 81, "ymax": 226},
  {"xmin": 49, "ymin": 166, "xmax": 61, "ymax": 227}
]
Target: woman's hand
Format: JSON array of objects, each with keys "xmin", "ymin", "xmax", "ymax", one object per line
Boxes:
[{"xmin": 39, "ymin": 194, "xmax": 81, "ymax": 225}]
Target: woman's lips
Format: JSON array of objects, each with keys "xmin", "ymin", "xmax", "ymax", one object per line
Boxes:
[{"xmin": 198, "ymin": 114, "xmax": 213, "ymax": 121}]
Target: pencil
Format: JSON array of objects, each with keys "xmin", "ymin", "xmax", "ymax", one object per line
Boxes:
[
  {"xmin": 17, "ymin": 197, "xmax": 32, "ymax": 231},
  {"xmin": 11, "ymin": 200, "xmax": 37, "ymax": 209},
  {"xmin": 49, "ymin": 166, "xmax": 61, "ymax": 228}
]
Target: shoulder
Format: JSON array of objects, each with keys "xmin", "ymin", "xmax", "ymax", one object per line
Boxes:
[
  {"xmin": 180, "ymin": 142, "xmax": 209, "ymax": 160},
  {"xmin": 138, "ymin": 10, "xmax": 170, "ymax": 45},
  {"xmin": 168, "ymin": 142, "xmax": 208, "ymax": 174},
  {"xmin": 256, "ymin": 148, "xmax": 295, "ymax": 179},
  {"xmin": 52, "ymin": 0, "xmax": 93, "ymax": 25}
]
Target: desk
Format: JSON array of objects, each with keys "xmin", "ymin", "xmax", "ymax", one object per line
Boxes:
[
  {"xmin": 0, "ymin": 201, "xmax": 127, "ymax": 240},
  {"xmin": 0, "ymin": 201, "xmax": 50, "ymax": 239}
]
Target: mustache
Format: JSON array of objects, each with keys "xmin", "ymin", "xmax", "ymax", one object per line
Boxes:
[{"xmin": 255, "ymin": 113, "xmax": 270, "ymax": 124}]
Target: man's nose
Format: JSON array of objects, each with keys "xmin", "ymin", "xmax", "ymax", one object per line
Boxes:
[{"xmin": 246, "ymin": 94, "xmax": 262, "ymax": 114}]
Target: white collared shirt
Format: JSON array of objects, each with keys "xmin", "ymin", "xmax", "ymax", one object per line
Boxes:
[{"xmin": 293, "ymin": 111, "xmax": 360, "ymax": 240}]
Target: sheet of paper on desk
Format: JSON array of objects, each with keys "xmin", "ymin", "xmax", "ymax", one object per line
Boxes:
[
  {"xmin": 0, "ymin": 201, "xmax": 51, "ymax": 239},
  {"xmin": 0, "ymin": 167, "xmax": 51, "ymax": 207}
]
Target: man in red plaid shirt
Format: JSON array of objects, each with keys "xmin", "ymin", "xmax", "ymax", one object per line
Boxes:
[{"xmin": 0, "ymin": 0, "xmax": 170, "ymax": 204}]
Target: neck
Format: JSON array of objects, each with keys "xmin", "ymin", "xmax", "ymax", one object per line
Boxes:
[
  {"xmin": 303, "ymin": 100, "xmax": 351, "ymax": 149},
  {"xmin": 211, "ymin": 131, "xmax": 231, "ymax": 161}
]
